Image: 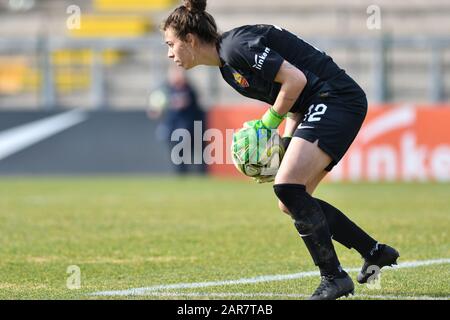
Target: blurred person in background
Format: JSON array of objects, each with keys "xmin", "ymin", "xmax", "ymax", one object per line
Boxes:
[
  {"xmin": 162, "ymin": 0, "xmax": 400, "ymax": 300},
  {"xmin": 148, "ymin": 64, "xmax": 207, "ymax": 175}
]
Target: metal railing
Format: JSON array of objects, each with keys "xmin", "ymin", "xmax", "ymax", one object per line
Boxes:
[{"xmin": 0, "ymin": 34, "xmax": 449, "ymax": 110}]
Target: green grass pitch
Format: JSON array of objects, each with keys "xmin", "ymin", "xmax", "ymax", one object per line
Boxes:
[{"xmin": 0, "ymin": 177, "xmax": 449, "ymax": 300}]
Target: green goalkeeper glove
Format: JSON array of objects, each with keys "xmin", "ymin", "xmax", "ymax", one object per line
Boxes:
[
  {"xmin": 231, "ymin": 107, "xmax": 286, "ymax": 181},
  {"xmin": 243, "ymin": 107, "xmax": 285, "ymax": 131}
]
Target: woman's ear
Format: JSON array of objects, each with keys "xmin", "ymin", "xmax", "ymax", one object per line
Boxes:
[{"xmin": 185, "ymin": 33, "xmax": 197, "ymax": 48}]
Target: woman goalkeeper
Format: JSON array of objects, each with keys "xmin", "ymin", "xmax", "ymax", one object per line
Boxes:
[{"xmin": 163, "ymin": 0, "xmax": 399, "ymax": 300}]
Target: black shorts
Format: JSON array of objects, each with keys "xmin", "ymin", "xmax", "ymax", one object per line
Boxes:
[{"xmin": 293, "ymin": 92, "xmax": 368, "ymax": 171}]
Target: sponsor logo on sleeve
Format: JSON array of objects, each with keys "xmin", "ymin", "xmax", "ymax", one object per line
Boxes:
[{"xmin": 252, "ymin": 47, "xmax": 271, "ymax": 70}]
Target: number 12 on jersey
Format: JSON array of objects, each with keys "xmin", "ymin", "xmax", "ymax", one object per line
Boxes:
[{"xmin": 304, "ymin": 104, "xmax": 328, "ymax": 122}]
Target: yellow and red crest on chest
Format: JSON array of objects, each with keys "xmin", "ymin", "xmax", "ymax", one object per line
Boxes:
[{"xmin": 232, "ymin": 72, "xmax": 249, "ymax": 88}]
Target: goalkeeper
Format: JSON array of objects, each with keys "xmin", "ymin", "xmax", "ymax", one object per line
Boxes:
[{"xmin": 163, "ymin": 0, "xmax": 399, "ymax": 300}]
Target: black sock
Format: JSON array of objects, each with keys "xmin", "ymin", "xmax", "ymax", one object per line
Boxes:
[
  {"xmin": 314, "ymin": 198, "xmax": 378, "ymax": 259},
  {"xmin": 274, "ymin": 184, "xmax": 343, "ymax": 277}
]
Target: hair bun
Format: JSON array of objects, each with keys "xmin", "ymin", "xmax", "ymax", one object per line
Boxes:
[{"xmin": 183, "ymin": 0, "xmax": 207, "ymax": 12}]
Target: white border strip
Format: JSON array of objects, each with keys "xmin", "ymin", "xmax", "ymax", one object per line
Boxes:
[
  {"xmin": 91, "ymin": 258, "xmax": 450, "ymax": 297},
  {"xmin": 106, "ymin": 291, "xmax": 449, "ymax": 300}
]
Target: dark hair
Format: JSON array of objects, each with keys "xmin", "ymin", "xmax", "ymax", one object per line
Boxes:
[{"xmin": 162, "ymin": 0, "xmax": 220, "ymax": 44}]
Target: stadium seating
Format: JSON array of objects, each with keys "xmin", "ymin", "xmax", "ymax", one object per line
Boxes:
[
  {"xmin": 0, "ymin": 0, "xmax": 449, "ymax": 109},
  {"xmin": 68, "ymin": 15, "xmax": 152, "ymax": 37},
  {"xmin": 94, "ymin": 0, "xmax": 176, "ymax": 12}
]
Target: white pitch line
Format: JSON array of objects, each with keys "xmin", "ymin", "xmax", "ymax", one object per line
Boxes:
[
  {"xmin": 90, "ymin": 258, "xmax": 450, "ymax": 297},
  {"xmin": 354, "ymin": 294, "xmax": 449, "ymax": 300},
  {"xmin": 102, "ymin": 291, "xmax": 449, "ymax": 300}
]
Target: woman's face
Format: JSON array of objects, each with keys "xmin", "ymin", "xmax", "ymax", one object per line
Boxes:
[{"xmin": 164, "ymin": 28, "xmax": 196, "ymax": 70}]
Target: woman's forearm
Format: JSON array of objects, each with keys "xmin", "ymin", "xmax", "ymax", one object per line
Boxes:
[
  {"xmin": 271, "ymin": 61, "xmax": 307, "ymax": 118},
  {"xmin": 271, "ymin": 82, "xmax": 303, "ymax": 117}
]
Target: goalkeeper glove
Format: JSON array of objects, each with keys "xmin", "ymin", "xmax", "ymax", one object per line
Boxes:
[
  {"xmin": 234, "ymin": 107, "xmax": 285, "ymax": 165},
  {"xmin": 243, "ymin": 107, "xmax": 285, "ymax": 130}
]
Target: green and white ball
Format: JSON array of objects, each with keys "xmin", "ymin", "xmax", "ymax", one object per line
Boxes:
[{"xmin": 231, "ymin": 128, "xmax": 285, "ymax": 178}]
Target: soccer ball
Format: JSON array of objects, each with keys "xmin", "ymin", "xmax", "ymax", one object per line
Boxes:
[{"xmin": 231, "ymin": 127, "xmax": 285, "ymax": 178}]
